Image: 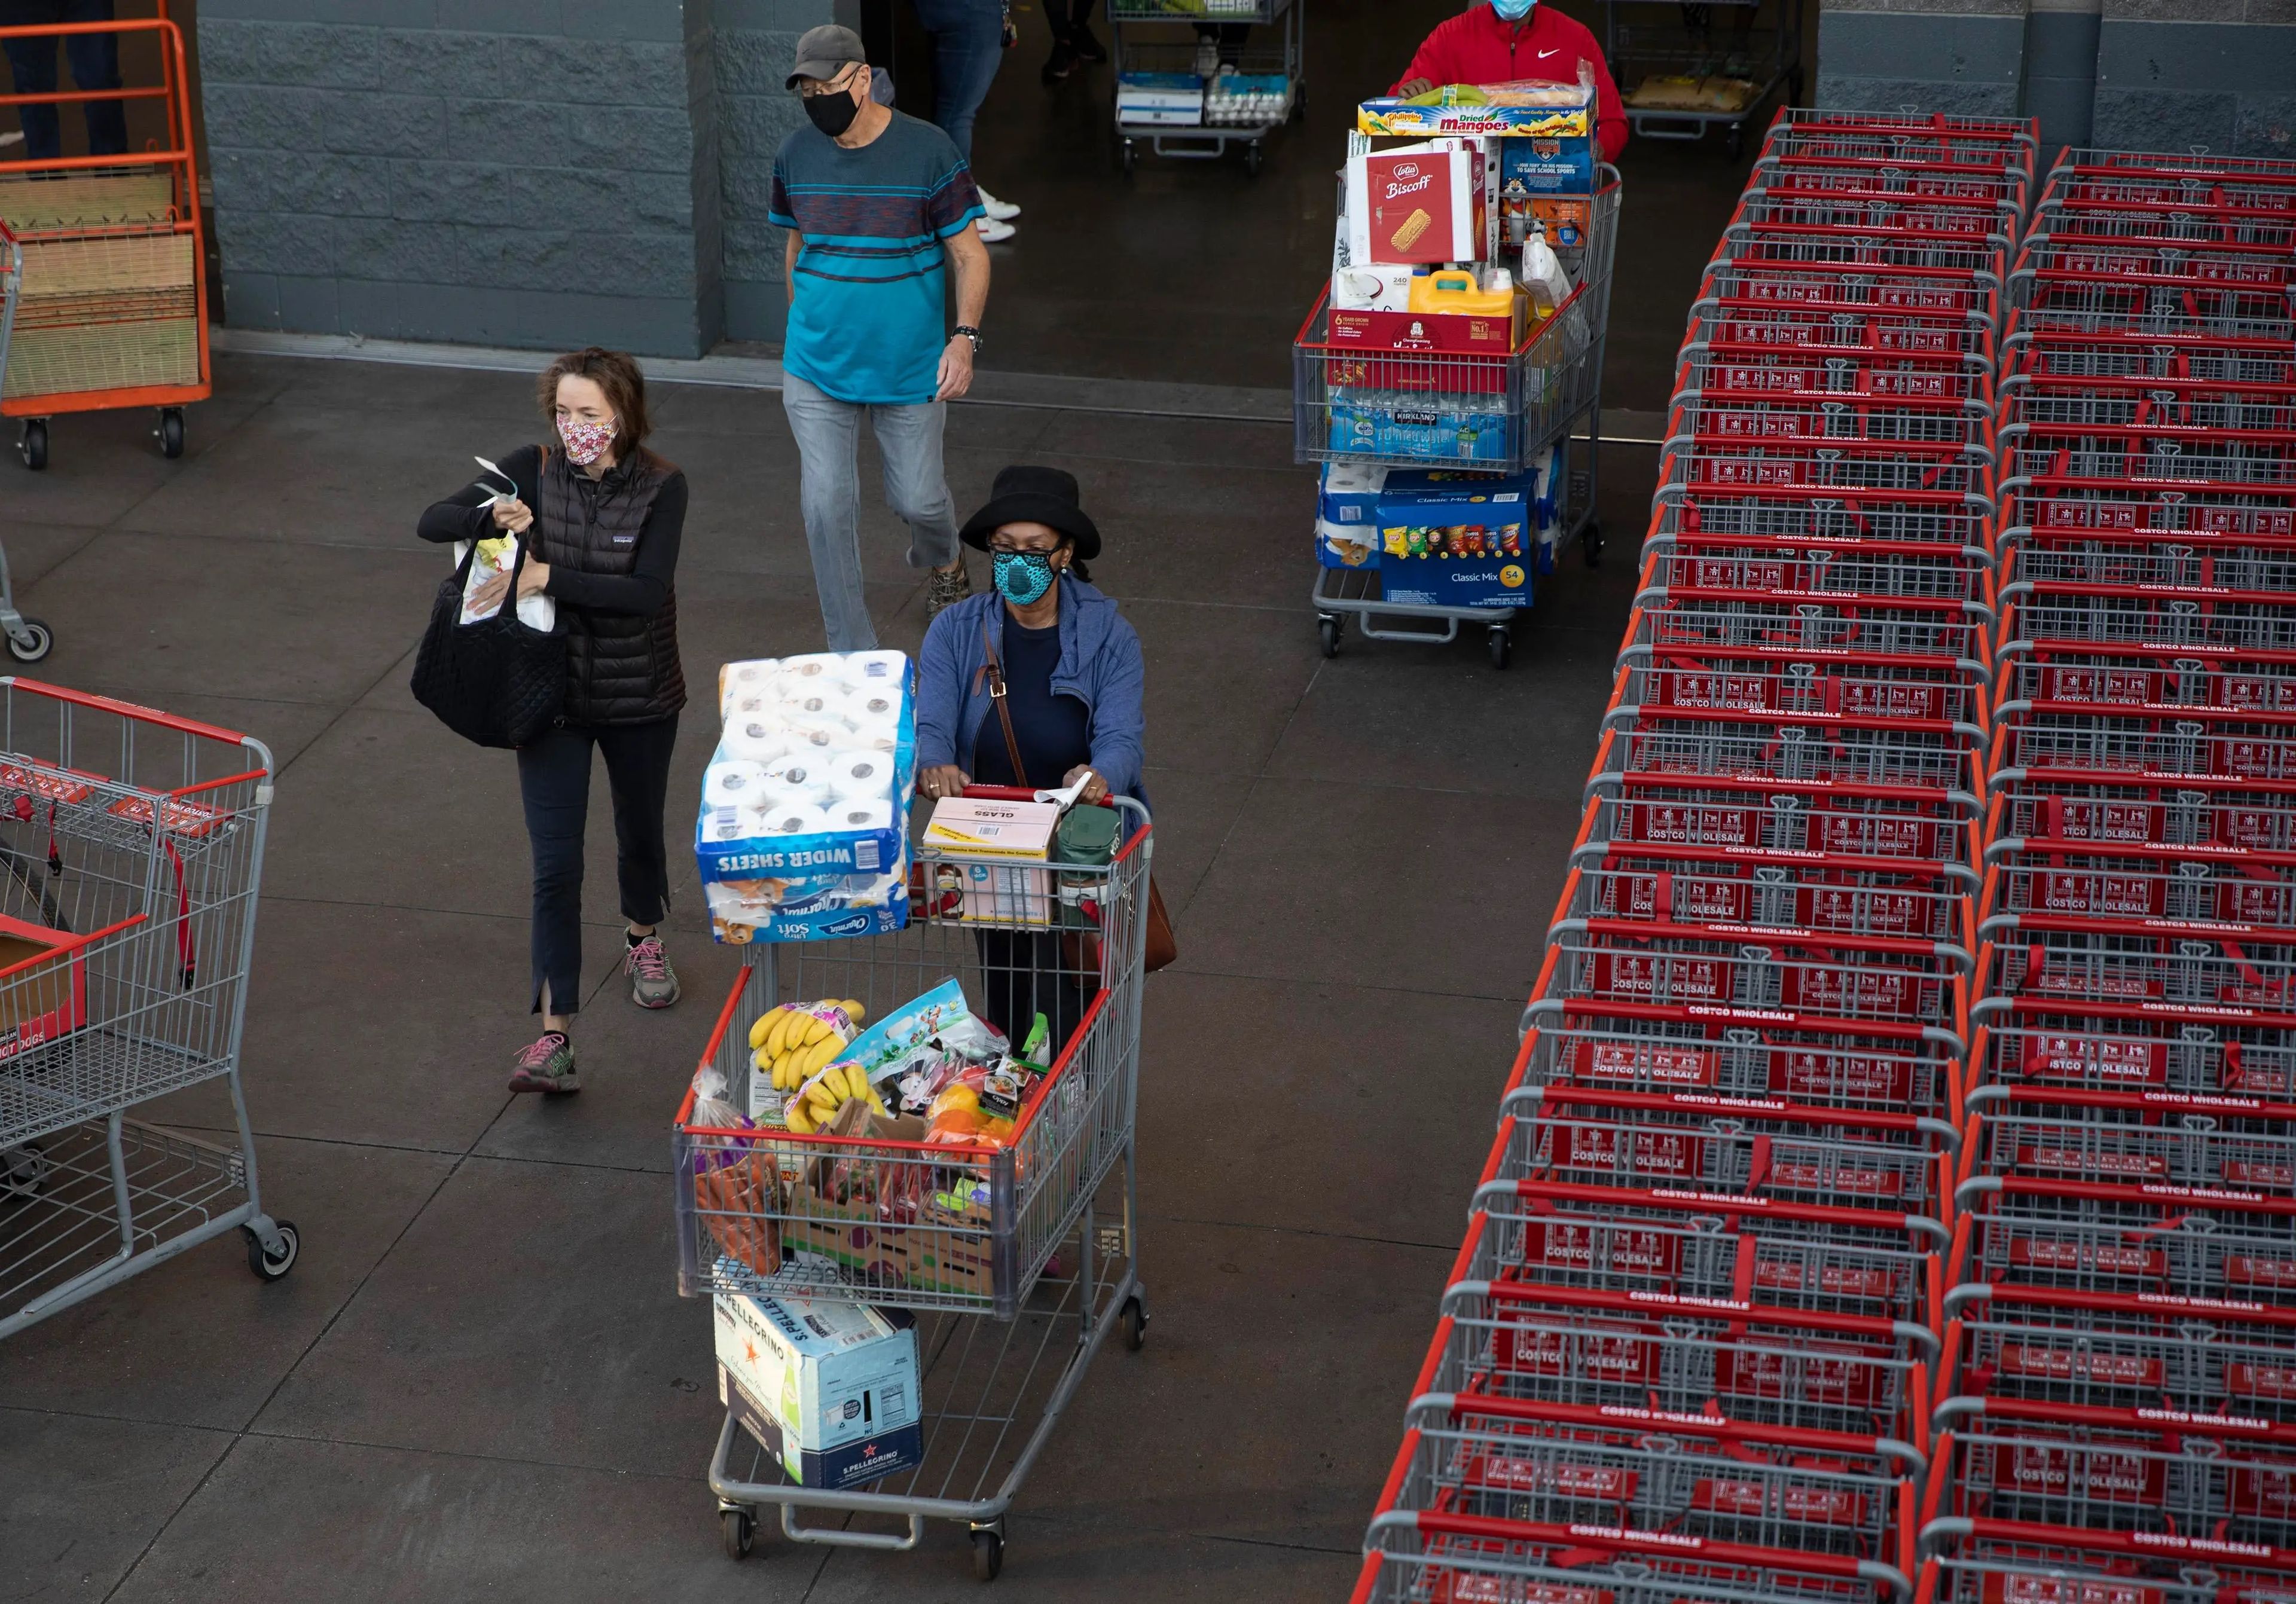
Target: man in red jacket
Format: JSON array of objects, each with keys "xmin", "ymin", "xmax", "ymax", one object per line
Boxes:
[{"xmin": 1393, "ymin": 0, "xmax": 1628, "ymax": 162}]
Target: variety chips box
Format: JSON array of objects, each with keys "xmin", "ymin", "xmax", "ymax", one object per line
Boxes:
[
  {"xmin": 1378, "ymin": 556, "xmax": 1535, "ymax": 611},
  {"xmin": 697, "ymin": 652, "xmax": 917, "ymax": 943}
]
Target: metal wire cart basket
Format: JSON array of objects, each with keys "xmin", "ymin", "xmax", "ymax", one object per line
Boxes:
[
  {"xmin": 673, "ymin": 793, "xmax": 1153, "ymax": 1580},
  {"xmin": 0, "ymin": 679, "xmax": 294, "ymax": 1343}
]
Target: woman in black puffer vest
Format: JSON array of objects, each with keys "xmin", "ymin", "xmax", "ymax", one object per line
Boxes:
[{"xmin": 418, "ymin": 348, "xmax": 688, "ymax": 1095}]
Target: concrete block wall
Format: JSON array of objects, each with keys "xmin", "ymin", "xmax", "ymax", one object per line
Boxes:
[
  {"xmin": 197, "ymin": 0, "xmax": 822, "ymax": 358},
  {"xmin": 1818, "ymin": 0, "xmax": 2295, "ymax": 157},
  {"xmin": 716, "ymin": 0, "xmax": 820, "ymax": 344},
  {"xmin": 1816, "ymin": 0, "xmax": 2031, "ymax": 121},
  {"xmin": 2092, "ymin": 0, "xmax": 2296, "ymax": 155}
]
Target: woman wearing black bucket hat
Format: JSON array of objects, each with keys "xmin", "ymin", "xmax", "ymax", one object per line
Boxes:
[{"xmin": 914, "ymin": 465, "xmax": 1147, "ymax": 1049}]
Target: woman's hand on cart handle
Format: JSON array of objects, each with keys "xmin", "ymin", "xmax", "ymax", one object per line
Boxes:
[
  {"xmin": 1395, "ymin": 77, "xmax": 1434, "ymax": 99},
  {"xmin": 920, "ymin": 764, "xmax": 971, "ymax": 801},
  {"xmin": 469, "ymin": 560, "xmax": 551, "ymax": 618},
  {"xmin": 490, "ymin": 496, "xmax": 534, "ymax": 534},
  {"xmin": 1062, "ymin": 766, "xmax": 1109, "ymax": 805}
]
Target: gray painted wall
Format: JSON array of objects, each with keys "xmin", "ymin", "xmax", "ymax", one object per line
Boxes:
[
  {"xmin": 1818, "ymin": 0, "xmax": 2296, "ymax": 156},
  {"xmin": 1817, "ymin": 0, "xmax": 2030, "ymax": 122},
  {"xmin": 716, "ymin": 1, "xmax": 818, "ymax": 344},
  {"xmin": 199, "ymin": 0, "xmax": 832, "ymax": 356}
]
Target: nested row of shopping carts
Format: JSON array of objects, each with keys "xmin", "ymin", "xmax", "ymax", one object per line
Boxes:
[
  {"xmin": 1926, "ymin": 143, "xmax": 2296, "ymax": 1604},
  {"xmin": 1345, "ymin": 121, "xmax": 2296, "ymax": 1604},
  {"xmin": 1346, "ymin": 108, "xmax": 2036, "ymax": 1604}
]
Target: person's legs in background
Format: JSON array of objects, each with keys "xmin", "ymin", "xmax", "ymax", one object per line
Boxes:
[
  {"xmin": 514, "ymin": 725, "xmax": 597, "ymax": 1092},
  {"xmin": 971, "ymin": 930, "xmax": 1089, "ymax": 1059},
  {"xmin": 1042, "ymin": 0, "xmax": 1103, "ymax": 83},
  {"xmin": 782, "ymin": 371, "xmax": 881, "ymax": 652},
  {"xmin": 912, "ymin": 0, "xmax": 1015, "ymax": 238},
  {"xmin": 598, "ymin": 716, "xmax": 680, "ymax": 1010},
  {"xmin": 61, "ymin": 0, "xmax": 124, "ymax": 157},
  {"xmin": 0, "ymin": 1, "xmax": 65, "ymax": 165},
  {"xmin": 869, "ymin": 396, "xmax": 969, "ymax": 609}
]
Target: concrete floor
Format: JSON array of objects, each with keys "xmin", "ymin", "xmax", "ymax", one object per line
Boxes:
[{"xmin": 0, "ymin": 11, "xmax": 1764, "ymax": 1588}]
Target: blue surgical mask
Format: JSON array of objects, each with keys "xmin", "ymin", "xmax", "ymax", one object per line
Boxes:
[
  {"xmin": 1492, "ymin": 0, "xmax": 1536, "ymax": 18},
  {"xmin": 993, "ymin": 551, "xmax": 1056, "ymax": 606}
]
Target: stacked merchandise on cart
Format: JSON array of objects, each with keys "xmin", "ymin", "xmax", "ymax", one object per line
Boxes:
[
  {"xmin": 670, "ymin": 648, "xmax": 1158, "ymax": 1578},
  {"xmin": 1348, "ymin": 109, "xmax": 2042, "ymax": 1604},
  {"xmin": 1296, "ymin": 79, "xmax": 1623, "ymax": 667},
  {"xmin": 1920, "ymin": 146, "xmax": 2296, "ymax": 1604}
]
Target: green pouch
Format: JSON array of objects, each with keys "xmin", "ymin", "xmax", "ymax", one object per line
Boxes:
[{"xmin": 1052, "ymin": 805, "xmax": 1119, "ymax": 866}]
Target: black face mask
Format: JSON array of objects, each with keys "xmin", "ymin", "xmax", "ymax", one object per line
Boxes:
[{"xmin": 804, "ymin": 86, "xmax": 860, "ymax": 138}]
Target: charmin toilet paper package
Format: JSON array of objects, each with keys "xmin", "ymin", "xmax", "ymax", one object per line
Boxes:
[
  {"xmin": 704, "ymin": 858, "xmax": 908, "ymax": 945},
  {"xmin": 697, "ymin": 651, "xmax": 917, "ymax": 940}
]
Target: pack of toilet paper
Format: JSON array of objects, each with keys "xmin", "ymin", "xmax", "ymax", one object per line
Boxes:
[{"xmin": 696, "ymin": 651, "xmax": 916, "ymax": 943}]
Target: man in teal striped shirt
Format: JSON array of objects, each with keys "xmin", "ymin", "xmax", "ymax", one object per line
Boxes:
[{"xmin": 774, "ymin": 26, "xmax": 992, "ymax": 650}]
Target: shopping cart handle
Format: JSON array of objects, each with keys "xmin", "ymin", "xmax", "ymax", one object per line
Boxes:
[{"xmin": 955, "ymin": 783, "xmax": 1116, "ymax": 810}]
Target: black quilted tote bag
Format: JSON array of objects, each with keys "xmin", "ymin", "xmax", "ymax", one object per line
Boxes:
[{"xmin": 410, "ymin": 538, "xmax": 566, "ymax": 748}]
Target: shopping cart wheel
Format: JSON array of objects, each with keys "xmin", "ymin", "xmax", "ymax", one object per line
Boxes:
[
  {"xmin": 1317, "ymin": 616, "xmax": 1341, "ymax": 658},
  {"xmin": 158, "ymin": 407, "xmax": 185, "ymax": 459},
  {"xmin": 971, "ymin": 1528, "xmax": 1004, "ymax": 1582},
  {"xmin": 19, "ymin": 420, "xmax": 47, "ymax": 472},
  {"xmin": 1245, "ymin": 142, "xmax": 1263, "ymax": 177},
  {"xmin": 1120, "ymin": 141, "xmax": 1137, "ymax": 175},
  {"xmin": 1486, "ymin": 625, "xmax": 1511, "ymax": 671},
  {"xmin": 2, "ymin": 1141, "xmax": 48, "ymax": 1200},
  {"xmin": 719, "ymin": 1506, "xmax": 755, "ymax": 1560},
  {"xmin": 1582, "ymin": 520, "xmax": 1604, "ymax": 569},
  {"xmin": 1724, "ymin": 123, "xmax": 1745, "ymax": 161},
  {"xmin": 4, "ymin": 619, "xmax": 52, "ymax": 664},
  {"xmin": 1121, "ymin": 1296, "xmax": 1148, "ymax": 1352},
  {"xmin": 243, "ymin": 1218, "xmax": 300, "ymax": 1281}
]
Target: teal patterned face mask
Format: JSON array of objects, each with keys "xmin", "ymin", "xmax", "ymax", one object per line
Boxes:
[
  {"xmin": 1492, "ymin": 0, "xmax": 1536, "ymax": 17},
  {"xmin": 993, "ymin": 551, "xmax": 1055, "ymax": 605}
]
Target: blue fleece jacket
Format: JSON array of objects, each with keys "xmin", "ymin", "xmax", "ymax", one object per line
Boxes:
[{"xmin": 914, "ymin": 575, "xmax": 1149, "ymax": 809}]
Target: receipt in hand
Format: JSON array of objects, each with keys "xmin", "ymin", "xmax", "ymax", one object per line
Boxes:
[{"xmin": 455, "ymin": 456, "xmax": 557, "ymax": 630}]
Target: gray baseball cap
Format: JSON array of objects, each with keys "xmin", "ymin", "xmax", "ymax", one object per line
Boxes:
[{"xmin": 786, "ymin": 25, "xmax": 866, "ymax": 90}]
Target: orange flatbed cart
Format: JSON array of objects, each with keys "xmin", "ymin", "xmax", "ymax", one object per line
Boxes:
[{"xmin": 0, "ymin": 11, "xmax": 209, "ymax": 471}]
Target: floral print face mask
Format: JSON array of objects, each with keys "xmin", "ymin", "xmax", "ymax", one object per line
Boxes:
[{"xmin": 557, "ymin": 414, "xmax": 616, "ymax": 465}]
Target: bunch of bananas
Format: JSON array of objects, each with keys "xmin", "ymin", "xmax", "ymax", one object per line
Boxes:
[
  {"xmin": 784, "ymin": 1061, "xmax": 887, "ymax": 1134},
  {"xmin": 750, "ymin": 1000, "xmax": 863, "ymax": 1087},
  {"xmin": 747, "ymin": 1000, "xmax": 886, "ymax": 1134}
]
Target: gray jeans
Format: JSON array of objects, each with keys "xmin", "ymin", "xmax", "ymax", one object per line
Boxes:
[{"xmin": 781, "ymin": 370, "xmax": 961, "ymax": 652}]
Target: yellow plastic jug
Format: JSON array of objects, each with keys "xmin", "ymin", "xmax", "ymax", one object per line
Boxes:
[{"xmin": 1407, "ymin": 270, "xmax": 1514, "ymax": 320}]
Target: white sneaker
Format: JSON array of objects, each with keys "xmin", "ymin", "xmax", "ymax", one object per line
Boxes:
[
  {"xmin": 977, "ymin": 215, "xmax": 1016, "ymax": 243},
  {"xmin": 976, "ymin": 186, "xmax": 1022, "ymax": 222}
]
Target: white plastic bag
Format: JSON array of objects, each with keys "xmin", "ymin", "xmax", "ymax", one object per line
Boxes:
[{"xmin": 454, "ymin": 456, "xmax": 555, "ymax": 630}]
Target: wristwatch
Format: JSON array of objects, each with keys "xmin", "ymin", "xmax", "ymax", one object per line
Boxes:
[{"xmin": 952, "ymin": 325, "xmax": 982, "ymax": 355}]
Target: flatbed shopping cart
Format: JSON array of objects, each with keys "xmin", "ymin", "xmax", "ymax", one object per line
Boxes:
[
  {"xmin": 1606, "ymin": 0, "xmax": 1806, "ymax": 160},
  {"xmin": 674, "ymin": 791, "xmax": 1151, "ymax": 1582},
  {"xmin": 1296, "ymin": 173, "xmax": 1620, "ymax": 668},
  {"xmin": 1107, "ymin": 0, "xmax": 1303, "ymax": 176},
  {"xmin": 0, "ymin": 13, "xmax": 209, "ymax": 472},
  {"xmin": 0, "ymin": 679, "xmax": 295, "ymax": 1342}
]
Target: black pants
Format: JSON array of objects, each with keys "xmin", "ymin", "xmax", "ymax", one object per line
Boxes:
[
  {"xmin": 517, "ymin": 717, "xmax": 677, "ymax": 1016},
  {"xmin": 1046, "ymin": 0, "xmax": 1093, "ymax": 39},
  {"xmin": 0, "ymin": 0, "xmax": 127, "ymax": 163},
  {"xmin": 973, "ymin": 929, "xmax": 1088, "ymax": 1063}
]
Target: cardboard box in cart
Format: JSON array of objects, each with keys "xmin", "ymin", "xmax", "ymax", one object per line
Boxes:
[
  {"xmin": 0, "ymin": 912, "xmax": 87, "ymax": 1064},
  {"xmin": 1347, "ymin": 139, "xmax": 1485, "ymax": 265},
  {"xmin": 714, "ymin": 1290, "xmax": 923, "ymax": 1490}
]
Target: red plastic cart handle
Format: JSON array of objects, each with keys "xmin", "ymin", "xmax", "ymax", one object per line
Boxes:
[{"xmin": 1433, "ymin": 1392, "xmax": 1906, "ymax": 1458}]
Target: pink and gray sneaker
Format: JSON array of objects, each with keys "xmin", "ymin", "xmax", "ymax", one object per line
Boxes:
[
  {"xmin": 508, "ymin": 1031, "xmax": 579, "ymax": 1094},
  {"xmin": 625, "ymin": 933, "xmax": 680, "ymax": 1009}
]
